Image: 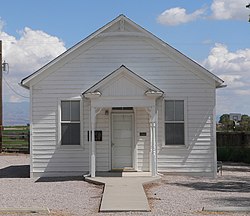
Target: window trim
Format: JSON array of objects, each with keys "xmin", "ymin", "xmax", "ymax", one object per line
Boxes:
[
  {"xmin": 57, "ymin": 97, "xmax": 83, "ymax": 149},
  {"xmin": 163, "ymin": 97, "xmax": 188, "ymax": 148}
]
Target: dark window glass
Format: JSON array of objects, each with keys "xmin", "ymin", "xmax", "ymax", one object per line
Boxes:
[
  {"xmin": 112, "ymin": 107, "xmax": 133, "ymax": 110},
  {"xmin": 61, "ymin": 101, "xmax": 80, "ymax": 145},
  {"xmin": 71, "ymin": 101, "xmax": 80, "ymax": 121},
  {"xmin": 165, "ymin": 100, "xmax": 185, "ymax": 145},
  {"xmin": 175, "ymin": 101, "xmax": 184, "ymax": 121},
  {"xmin": 165, "ymin": 100, "xmax": 175, "ymax": 121},
  {"xmin": 61, "ymin": 123, "xmax": 80, "ymax": 145},
  {"xmin": 165, "ymin": 123, "xmax": 184, "ymax": 145},
  {"xmin": 61, "ymin": 101, "xmax": 70, "ymax": 121},
  {"xmin": 165, "ymin": 100, "xmax": 184, "ymax": 121}
]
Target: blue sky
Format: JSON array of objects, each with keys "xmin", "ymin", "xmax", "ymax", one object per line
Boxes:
[{"xmin": 0, "ymin": 0, "xmax": 250, "ymax": 116}]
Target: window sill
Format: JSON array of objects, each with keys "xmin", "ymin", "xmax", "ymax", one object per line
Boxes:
[
  {"xmin": 162, "ymin": 145, "xmax": 188, "ymax": 150},
  {"xmin": 57, "ymin": 145, "xmax": 84, "ymax": 150}
]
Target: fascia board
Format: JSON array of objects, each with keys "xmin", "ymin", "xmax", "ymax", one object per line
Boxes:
[{"xmin": 21, "ymin": 15, "xmax": 127, "ymax": 87}]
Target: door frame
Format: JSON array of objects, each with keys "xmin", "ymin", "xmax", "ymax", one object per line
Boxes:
[{"xmin": 110, "ymin": 111, "xmax": 135, "ymax": 170}]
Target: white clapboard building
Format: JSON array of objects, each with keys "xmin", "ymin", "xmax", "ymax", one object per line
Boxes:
[{"xmin": 21, "ymin": 15, "xmax": 224, "ymax": 178}]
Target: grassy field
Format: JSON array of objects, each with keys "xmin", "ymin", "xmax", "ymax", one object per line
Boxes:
[{"xmin": 2, "ymin": 125, "xmax": 30, "ymax": 153}]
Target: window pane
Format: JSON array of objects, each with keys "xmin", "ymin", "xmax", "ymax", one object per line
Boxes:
[
  {"xmin": 71, "ymin": 101, "xmax": 80, "ymax": 121},
  {"xmin": 61, "ymin": 123, "xmax": 80, "ymax": 145},
  {"xmin": 165, "ymin": 100, "xmax": 174, "ymax": 121},
  {"xmin": 61, "ymin": 123, "xmax": 71, "ymax": 145},
  {"xmin": 70, "ymin": 124, "xmax": 80, "ymax": 145},
  {"xmin": 165, "ymin": 123, "xmax": 174, "ymax": 144},
  {"xmin": 61, "ymin": 101, "xmax": 70, "ymax": 121},
  {"xmin": 165, "ymin": 123, "xmax": 184, "ymax": 145},
  {"xmin": 175, "ymin": 100, "xmax": 184, "ymax": 121},
  {"xmin": 174, "ymin": 123, "xmax": 184, "ymax": 144}
]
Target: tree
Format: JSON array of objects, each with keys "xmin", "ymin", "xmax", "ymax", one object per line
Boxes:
[
  {"xmin": 239, "ymin": 115, "xmax": 250, "ymax": 131},
  {"xmin": 218, "ymin": 114, "xmax": 235, "ymax": 131},
  {"xmin": 217, "ymin": 114, "xmax": 250, "ymax": 132}
]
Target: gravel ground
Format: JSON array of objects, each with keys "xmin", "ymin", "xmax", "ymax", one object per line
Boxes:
[
  {"xmin": 0, "ymin": 154, "xmax": 249, "ymax": 216},
  {"xmin": 0, "ymin": 154, "xmax": 102, "ymax": 216}
]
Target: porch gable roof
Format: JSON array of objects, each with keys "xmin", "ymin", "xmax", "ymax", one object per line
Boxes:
[{"xmin": 82, "ymin": 65, "xmax": 163, "ymax": 97}]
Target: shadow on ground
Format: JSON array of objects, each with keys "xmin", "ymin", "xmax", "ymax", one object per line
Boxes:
[
  {"xmin": 223, "ymin": 166, "xmax": 250, "ymax": 172},
  {"xmin": 35, "ymin": 171, "xmax": 123, "ymax": 183},
  {"xmin": 36, "ymin": 176, "xmax": 85, "ymax": 182},
  {"xmin": 169, "ymin": 179, "xmax": 250, "ymax": 193},
  {"xmin": 0, "ymin": 165, "xmax": 30, "ymax": 178},
  {"xmin": 205, "ymin": 196, "xmax": 250, "ymax": 207},
  {"xmin": 95, "ymin": 171, "xmax": 123, "ymax": 177}
]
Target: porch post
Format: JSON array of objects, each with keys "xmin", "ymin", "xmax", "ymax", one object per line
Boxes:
[
  {"xmin": 150, "ymin": 106, "xmax": 157, "ymax": 177},
  {"xmin": 90, "ymin": 107, "xmax": 96, "ymax": 177}
]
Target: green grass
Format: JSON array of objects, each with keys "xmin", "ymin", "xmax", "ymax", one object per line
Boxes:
[{"xmin": 2, "ymin": 126, "xmax": 29, "ymax": 153}]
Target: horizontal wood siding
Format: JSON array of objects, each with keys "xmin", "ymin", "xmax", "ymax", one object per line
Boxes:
[
  {"xmin": 135, "ymin": 108, "xmax": 150, "ymax": 171},
  {"xmin": 157, "ymin": 91, "xmax": 215, "ymax": 176},
  {"xmin": 96, "ymin": 110, "xmax": 110, "ymax": 171},
  {"xmin": 31, "ymin": 33, "xmax": 215, "ymax": 176},
  {"xmin": 31, "ymin": 92, "xmax": 90, "ymax": 176}
]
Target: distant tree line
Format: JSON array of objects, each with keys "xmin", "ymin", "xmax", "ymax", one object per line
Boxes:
[{"xmin": 217, "ymin": 114, "xmax": 250, "ymax": 132}]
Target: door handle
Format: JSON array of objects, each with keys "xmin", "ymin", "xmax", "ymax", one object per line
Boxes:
[{"xmin": 112, "ymin": 142, "xmax": 115, "ymax": 147}]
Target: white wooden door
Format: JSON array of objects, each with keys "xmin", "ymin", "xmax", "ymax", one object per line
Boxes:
[{"xmin": 111, "ymin": 114, "xmax": 133, "ymax": 169}]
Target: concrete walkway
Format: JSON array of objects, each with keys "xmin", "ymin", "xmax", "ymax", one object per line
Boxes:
[{"xmin": 85, "ymin": 176, "xmax": 161, "ymax": 212}]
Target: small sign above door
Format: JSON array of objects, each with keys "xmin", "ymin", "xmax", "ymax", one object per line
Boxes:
[{"xmin": 139, "ymin": 132, "xmax": 147, "ymax": 136}]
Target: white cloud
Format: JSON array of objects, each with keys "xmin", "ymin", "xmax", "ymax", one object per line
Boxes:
[
  {"xmin": 203, "ymin": 43, "xmax": 250, "ymax": 79},
  {"xmin": 157, "ymin": 7, "xmax": 205, "ymax": 26},
  {"xmin": 210, "ymin": 0, "xmax": 249, "ymax": 20},
  {"xmin": 1, "ymin": 27, "xmax": 66, "ymax": 74},
  {"xmin": 0, "ymin": 19, "xmax": 67, "ymax": 102},
  {"xmin": 157, "ymin": 0, "xmax": 249, "ymax": 25},
  {"xmin": 203, "ymin": 43, "xmax": 250, "ymax": 115},
  {"xmin": 235, "ymin": 89, "xmax": 250, "ymax": 95},
  {"xmin": 219, "ymin": 75, "xmax": 245, "ymax": 88}
]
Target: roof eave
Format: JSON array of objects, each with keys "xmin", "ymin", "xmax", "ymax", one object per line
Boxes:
[
  {"xmin": 20, "ymin": 79, "xmax": 30, "ymax": 89},
  {"xmin": 21, "ymin": 14, "xmax": 224, "ymax": 88},
  {"xmin": 123, "ymin": 16, "xmax": 225, "ymax": 86},
  {"xmin": 216, "ymin": 83, "xmax": 227, "ymax": 89},
  {"xmin": 21, "ymin": 14, "xmax": 127, "ymax": 85}
]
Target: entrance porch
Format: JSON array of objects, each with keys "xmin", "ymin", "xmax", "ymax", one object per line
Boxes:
[{"xmin": 83, "ymin": 65, "xmax": 163, "ymax": 177}]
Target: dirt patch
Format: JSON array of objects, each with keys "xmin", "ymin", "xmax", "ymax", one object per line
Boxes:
[{"xmin": 143, "ymin": 181, "xmax": 162, "ymax": 210}]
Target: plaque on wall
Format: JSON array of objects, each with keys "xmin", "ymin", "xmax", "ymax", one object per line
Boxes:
[
  {"xmin": 88, "ymin": 130, "xmax": 102, "ymax": 141},
  {"xmin": 140, "ymin": 132, "xmax": 147, "ymax": 136}
]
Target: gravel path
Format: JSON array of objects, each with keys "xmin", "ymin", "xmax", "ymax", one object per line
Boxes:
[
  {"xmin": 144, "ymin": 167, "xmax": 250, "ymax": 216},
  {"xmin": 0, "ymin": 154, "xmax": 102, "ymax": 216},
  {"xmin": 0, "ymin": 154, "xmax": 249, "ymax": 216}
]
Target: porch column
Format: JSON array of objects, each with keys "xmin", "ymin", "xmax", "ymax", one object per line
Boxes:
[
  {"xmin": 90, "ymin": 107, "xmax": 96, "ymax": 177},
  {"xmin": 90, "ymin": 106, "xmax": 103, "ymax": 177},
  {"xmin": 84, "ymin": 92, "xmax": 101, "ymax": 177},
  {"xmin": 150, "ymin": 106, "xmax": 157, "ymax": 177}
]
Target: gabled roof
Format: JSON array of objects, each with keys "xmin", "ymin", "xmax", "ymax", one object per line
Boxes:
[
  {"xmin": 21, "ymin": 14, "xmax": 224, "ymax": 88},
  {"xmin": 82, "ymin": 65, "xmax": 163, "ymax": 95}
]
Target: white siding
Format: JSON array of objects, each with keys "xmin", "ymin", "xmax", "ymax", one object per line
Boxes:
[
  {"xmin": 31, "ymin": 95, "xmax": 90, "ymax": 177},
  {"xmin": 30, "ymin": 25, "xmax": 216, "ymax": 176},
  {"xmin": 157, "ymin": 91, "xmax": 215, "ymax": 176},
  {"xmin": 95, "ymin": 110, "xmax": 110, "ymax": 171},
  {"xmin": 135, "ymin": 108, "xmax": 150, "ymax": 171}
]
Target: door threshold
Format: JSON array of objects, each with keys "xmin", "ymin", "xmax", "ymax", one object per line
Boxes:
[
  {"xmin": 110, "ymin": 167, "xmax": 137, "ymax": 172},
  {"xmin": 123, "ymin": 167, "xmax": 137, "ymax": 172},
  {"xmin": 110, "ymin": 169, "xmax": 123, "ymax": 172}
]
